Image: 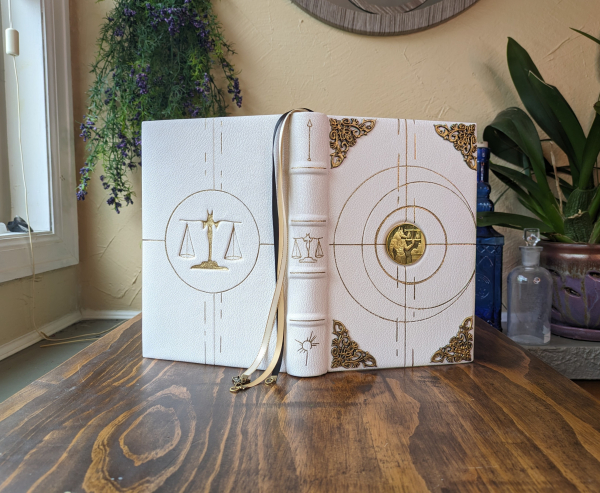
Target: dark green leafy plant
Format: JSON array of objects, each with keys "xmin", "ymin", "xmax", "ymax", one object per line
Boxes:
[
  {"xmin": 479, "ymin": 32, "xmax": 600, "ymax": 243},
  {"xmin": 76, "ymin": 0, "xmax": 241, "ymax": 213}
]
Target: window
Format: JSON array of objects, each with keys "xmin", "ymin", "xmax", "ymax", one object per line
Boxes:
[{"xmin": 0, "ymin": 0, "xmax": 78, "ymax": 282}]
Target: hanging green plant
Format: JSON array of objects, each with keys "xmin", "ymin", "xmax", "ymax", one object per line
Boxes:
[{"xmin": 76, "ymin": 0, "xmax": 242, "ymax": 213}]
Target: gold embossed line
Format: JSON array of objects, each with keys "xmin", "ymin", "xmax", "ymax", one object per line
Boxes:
[{"xmin": 307, "ymin": 119, "xmax": 313, "ymax": 161}]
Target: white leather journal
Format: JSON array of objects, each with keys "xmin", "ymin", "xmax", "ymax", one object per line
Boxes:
[{"xmin": 142, "ymin": 113, "xmax": 477, "ymax": 379}]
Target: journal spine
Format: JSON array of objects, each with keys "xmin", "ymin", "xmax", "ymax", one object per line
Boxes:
[{"xmin": 285, "ymin": 113, "xmax": 330, "ymax": 377}]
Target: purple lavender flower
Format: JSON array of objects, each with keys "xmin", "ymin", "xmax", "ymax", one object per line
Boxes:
[
  {"xmin": 79, "ymin": 116, "xmax": 96, "ymax": 141},
  {"xmin": 228, "ymin": 77, "xmax": 242, "ymax": 108},
  {"xmin": 116, "ymin": 133, "xmax": 128, "ymax": 149},
  {"xmin": 136, "ymin": 71, "xmax": 149, "ymax": 95},
  {"xmin": 76, "ymin": 189, "xmax": 87, "ymax": 201},
  {"xmin": 123, "ymin": 7, "xmax": 136, "ymax": 18}
]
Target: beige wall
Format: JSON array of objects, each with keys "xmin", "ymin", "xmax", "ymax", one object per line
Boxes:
[
  {"xmin": 71, "ymin": 0, "xmax": 600, "ymax": 313},
  {"xmin": 4, "ymin": 0, "xmax": 600, "ymax": 347},
  {"xmin": 0, "ymin": 267, "xmax": 78, "ymax": 347}
]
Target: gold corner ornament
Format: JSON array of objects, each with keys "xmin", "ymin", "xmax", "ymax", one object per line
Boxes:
[
  {"xmin": 434, "ymin": 123, "xmax": 477, "ymax": 170},
  {"xmin": 431, "ymin": 316, "xmax": 474, "ymax": 364},
  {"xmin": 329, "ymin": 118, "xmax": 376, "ymax": 168},
  {"xmin": 331, "ymin": 320, "xmax": 377, "ymax": 369}
]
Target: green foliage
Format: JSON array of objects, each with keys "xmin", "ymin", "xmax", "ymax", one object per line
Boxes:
[
  {"xmin": 481, "ymin": 33, "xmax": 600, "ymax": 243},
  {"xmin": 76, "ymin": 0, "xmax": 241, "ymax": 213}
]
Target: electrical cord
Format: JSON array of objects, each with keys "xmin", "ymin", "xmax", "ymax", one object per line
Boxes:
[{"xmin": 7, "ymin": 0, "xmax": 119, "ymax": 346}]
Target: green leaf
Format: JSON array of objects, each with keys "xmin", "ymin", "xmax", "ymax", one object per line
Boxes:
[
  {"xmin": 490, "ymin": 161, "xmax": 563, "ymax": 233},
  {"xmin": 571, "ymin": 28, "xmax": 600, "ymax": 46},
  {"xmin": 528, "ymin": 72, "xmax": 586, "ymax": 182},
  {"xmin": 589, "ymin": 220, "xmax": 600, "ymax": 244},
  {"xmin": 484, "ymin": 120, "xmax": 571, "ymax": 178},
  {"xmin": 507, "ymin": 38, "xmax": 582, "ymax": 175},
  {"xmin": 589, "ymin": 188, "xmax": 600, "ymax": 221},
  {"xmin": 516, "ymin": 197, "xmax": 549, "ymax": 223},
  {"xmin": 564, "ymin": 187, "xmax": 596, "ymax": 218},
  {"xmin": 545, "ymin": 233, "xmax": 577, "ymax": 243},
  {"xmin": 477, "ymin": 211, "xmax": 553, "ymax": 232},
  {"xmin": 483, "ymin": 125, "xmax": 525, "ymax": 167},
  {"xmin": 579, "ymin": 112, "xmax": 600, "ymax": 193},
  {"xmin": 564, "ymin": 210, "xmax": 593, "ymax": 243},
  {"xmin": 546, "ymin": 172, "xmax": 574, "ymax": 198},
  {"xmin": 492, "ymin": 168, "xmax": 547, "ymax": 220},
  {"xmin": 486, "ymin": 108, "xmax": 557, "ymax": 202},
  {"xmin": 490, "ymin": 163, "xmax": 546, "ymax": 206},
  {"xmin": 559, "ymin": 183, "xmax": 573, "ymax": 201}
]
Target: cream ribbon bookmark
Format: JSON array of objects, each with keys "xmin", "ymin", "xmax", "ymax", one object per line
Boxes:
[{"xmin": 230, "ymin": 109, "xmax": 310, "ymax": 393}]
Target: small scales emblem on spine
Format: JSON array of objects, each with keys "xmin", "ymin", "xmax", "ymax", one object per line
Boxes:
[
  {"xmin": 179, "ymin": 210, "xmax": 242, "ymax": 270},
  {"xmin": 292, "ymin": 233, "xmax": 324, "ymax": 263}
]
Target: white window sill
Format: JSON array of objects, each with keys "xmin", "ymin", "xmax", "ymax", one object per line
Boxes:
[
  {"xmin": 0, "ymin": 229, "xmax": 78, "ymax": 283},
  {"xmin": 0, "ymin": 0, "xmax": 78, "ymax": 283}
]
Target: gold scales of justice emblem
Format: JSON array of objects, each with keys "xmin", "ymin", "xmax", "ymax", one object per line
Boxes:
[
  {"xmin": 385, "ymin": 223, "xmax": 426, "ymax": 266},
  {"xmin": 178, "ymin": 211, "xmax": 242, "ymax": 271},
  {"xmin": 292, "ymin": 233, "xmax": 324, "ymax": 263}
]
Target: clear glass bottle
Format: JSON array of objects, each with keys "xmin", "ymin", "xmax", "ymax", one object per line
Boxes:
[{"xmin": 506, "ymin": 228, "xmax": 552, "ymax": 345}]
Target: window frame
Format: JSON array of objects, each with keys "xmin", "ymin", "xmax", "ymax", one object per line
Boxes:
[{"xmin": 0, "ymin": 0, "xmax": 78, "ymax": 283}]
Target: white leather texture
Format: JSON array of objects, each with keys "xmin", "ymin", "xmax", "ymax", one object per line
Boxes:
[
  {"xmin": 142, "ymin": 116, "xmax": 283, "ymax": 371},
  {"xmin": 327, "ymin": 116, "xmax": 476, "ymax": 371},
  {"xmin": 142, "ymin": 114, "xmax": 476, "ymax": 375}
]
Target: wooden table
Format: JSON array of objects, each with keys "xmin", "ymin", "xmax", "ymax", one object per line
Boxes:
[{"xmin": 1, "ymin": 316, "xmax": 600, "ymax": 492}]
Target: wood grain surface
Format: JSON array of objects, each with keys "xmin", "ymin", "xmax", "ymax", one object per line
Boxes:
[
  {"xmin": 1, "ymin": 315, "xmax": 600, "ymax": 492},
  {"xmin": 291, "ymin": 0, "xmax": 480, "ymax": 36}
]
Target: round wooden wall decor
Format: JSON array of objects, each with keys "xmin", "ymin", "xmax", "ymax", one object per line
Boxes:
[{"xmin": 291, "ymin": 0, "xmax": 480, "ymax": 36}]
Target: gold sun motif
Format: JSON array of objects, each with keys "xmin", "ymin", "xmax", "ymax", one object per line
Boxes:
[{"xmin": 296, "ymin": 331, "xmax": 319, "ymax": 366}]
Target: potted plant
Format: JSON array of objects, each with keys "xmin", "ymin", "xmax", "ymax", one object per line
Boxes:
[{"xmin": 479, "ymin": 32, "xmax": 600, "ymax": 340}]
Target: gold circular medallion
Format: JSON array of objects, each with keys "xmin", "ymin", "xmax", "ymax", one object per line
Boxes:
[{"xmin": 386, "ymin": 223, "xmax": 426, "ymax": 266}]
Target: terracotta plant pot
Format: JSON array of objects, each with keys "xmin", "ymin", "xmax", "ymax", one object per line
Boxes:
[{"xmin": 539, "ymin": 241, "xmax": 600, "ymax": 341}]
